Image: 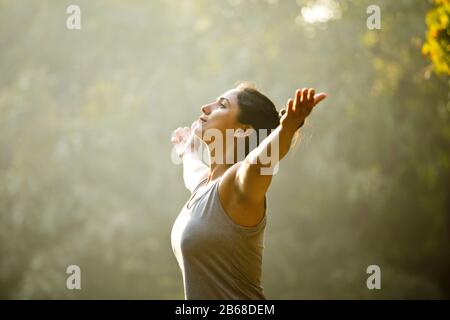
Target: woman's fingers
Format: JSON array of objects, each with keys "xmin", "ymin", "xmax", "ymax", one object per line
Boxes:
[
  {"xmin": 293, "ymin": 89, "xmax": 302, "ymax": 112},
  {"xmin": 308, "ymin": 89, "xmax": 315, "ymax": 104},
  {"xmin": 313, "ymin": 92, "xmax": 327, "ymax": 105},
  {"xmin": 171, "ymin": 128, "xmax": 181, "ymax": 142},
  {"xmin": 286, "ymin": 88, "xmax": 327, "ymax": 116},
  {"xmin": 171, "ymin": 126, "xmax": 192, "ymax": 145},
  {"xmin": 184, "ymin": 127, "xmax": 191, "ymax": 137},
  {"xmin": 287, "ymin": 98, "xmax": 294, "ymax": 115},
  {"xmin": 293, "ymin": 88, "xmax": 316, "ymax": 113},
  {"xmin": 301, "ymin": 88, "xmax": 309, "ymax": 104}
]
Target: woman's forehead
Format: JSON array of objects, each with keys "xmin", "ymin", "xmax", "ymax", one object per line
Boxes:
[{"xmin": 220, "ymin": 88, "xmax": 239, "ymax": 104}]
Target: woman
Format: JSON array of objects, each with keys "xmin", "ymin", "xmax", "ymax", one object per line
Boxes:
[{"xmin": 170, "ymin": 82, "xmax": 327, "ymax": 300}]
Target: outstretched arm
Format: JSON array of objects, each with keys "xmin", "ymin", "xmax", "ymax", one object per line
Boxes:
[
  {"xmin": 171, "ymin": 123, "xmax": 210, "ymax": 193},
  {"xmin": 235, "ymin": 88, "xmax": 327, "ymax": 203}
]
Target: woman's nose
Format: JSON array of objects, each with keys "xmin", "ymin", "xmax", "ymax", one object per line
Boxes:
[{"xmin": 201, "ymin": 104, "xmax": 210, "ymax": 114}]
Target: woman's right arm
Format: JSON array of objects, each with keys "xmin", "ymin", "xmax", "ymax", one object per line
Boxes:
[
  {"xmin": 171, "ymin": 124, "xmax": 210, "ymax": 193},
  {"xmin": 181, "ymin": 148, "xmax": 209, "ymax": 193}
]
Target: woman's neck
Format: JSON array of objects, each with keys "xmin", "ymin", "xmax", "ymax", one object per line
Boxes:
[{"xmin": 207, "ymin": 163, "xmax": 233, "ymax": 182}]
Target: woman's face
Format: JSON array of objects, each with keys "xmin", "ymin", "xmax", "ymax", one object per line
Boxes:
[{"xmin": 193, "ymin": 88, "xmax": 243, "ymax": 143}]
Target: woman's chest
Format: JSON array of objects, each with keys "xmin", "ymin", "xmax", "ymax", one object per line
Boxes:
[{"xmin": 172, "ymin": 206, "xmax": 234, "ymax": 258}]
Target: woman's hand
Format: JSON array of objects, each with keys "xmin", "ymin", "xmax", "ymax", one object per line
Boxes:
[
  {"xmin": 280, "ymin": 88, "xmax": 327, "ymax": 132},
  {"xmin": 171, "ymin": 121, "xmax": 202, "ymax": 158},
  {"xmin": 172, "ymin": 121, "xmax": 210, "ymax": 192}
]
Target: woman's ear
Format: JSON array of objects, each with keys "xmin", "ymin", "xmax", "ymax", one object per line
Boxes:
[{"xmin": 234, "ymin": 125, "xmax": 254, "ymax": 138}]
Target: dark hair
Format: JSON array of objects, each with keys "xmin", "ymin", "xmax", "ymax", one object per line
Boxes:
[{"xmin": 234, "ymin": 81, "xmax": 281, "ymax": 158}]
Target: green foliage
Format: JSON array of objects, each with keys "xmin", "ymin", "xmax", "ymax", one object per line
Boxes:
[{"xmin": 422, "ymin": 0, "xmax": 450, "ymax": 75}]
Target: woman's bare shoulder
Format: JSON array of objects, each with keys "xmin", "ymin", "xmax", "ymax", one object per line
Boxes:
[{"xmin": 218, "ymin": 162, "xmax": 266, "ymax": 227}]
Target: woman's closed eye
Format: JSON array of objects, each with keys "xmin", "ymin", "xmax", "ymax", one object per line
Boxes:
[{"xmin": 216, "ymin": 97, "xmax": 227, "ymax": 109}]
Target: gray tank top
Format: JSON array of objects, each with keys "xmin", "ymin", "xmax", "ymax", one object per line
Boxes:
[{"xmin": 171, "ymin": 178, "xmax": 267, "ymax": 300}]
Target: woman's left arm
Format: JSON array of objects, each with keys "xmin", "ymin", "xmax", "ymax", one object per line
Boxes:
[{"xmin": 234, "ymin": 88, "xmax": 327, "ymax": 204}]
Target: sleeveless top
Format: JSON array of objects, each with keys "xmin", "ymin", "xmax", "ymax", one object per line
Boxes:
[{"xmin": 171, "ymin": 178, "xmax": 267, "ymax": 300}]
